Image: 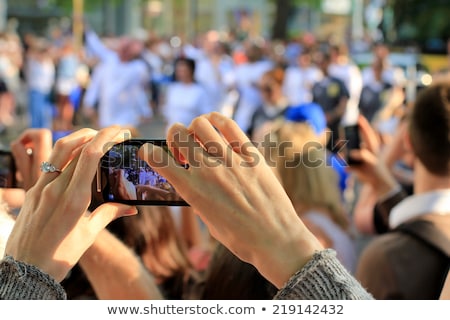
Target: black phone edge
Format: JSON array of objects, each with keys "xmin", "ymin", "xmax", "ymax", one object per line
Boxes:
[{"xmin": 341, "ymin": 125, "xmax": 362, "ymax": 166}]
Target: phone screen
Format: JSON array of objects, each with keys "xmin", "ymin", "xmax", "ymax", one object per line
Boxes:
[
  {"xmin": 98, "ymin": 140, "xmax": 188, "ymax": 206},
  {"xmin": 343, "ymin": 125, "xmax": 361, "ymax": 165},
  {"xmin": 0, "ymin": 150, "xmax": 18, "ymax": 188}
]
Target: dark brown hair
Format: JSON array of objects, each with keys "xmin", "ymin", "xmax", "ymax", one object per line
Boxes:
[
  {"xmin": 200, "ymin": 243, "xmax": 278, "ymax": 299},
  {"xmin": 264, "ymin": 67, "xmax": 285, "ymax": 87},
  {"xmin": 108, "ymin": 206, "xmax": 192, "ymax": 280},
  {"xmin": 107, "ymin": 206, "xmax": 202, "ymax": 299},
  {"xmin": 408, "ymin": 80, "xmax": 450, "ymax": 175}
]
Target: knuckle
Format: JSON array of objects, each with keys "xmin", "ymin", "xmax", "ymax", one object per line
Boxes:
[
  {"xmin": 26, "ymin": 185, "xmax": 40, "ymax": 200},
  {"xmin": 41, "ymin": 183, "xmax": 60, "ymax": 202},
  {"xmin": 78, "ymin": 128, "xmax": 98, "ymax": 137},
  {"xmin": 53, "ymin": 136, "xmax": 68, "ymax": 150},
  {"xmin": 81, "ymin": 144, "xmax": 102, "ymax": 160}
]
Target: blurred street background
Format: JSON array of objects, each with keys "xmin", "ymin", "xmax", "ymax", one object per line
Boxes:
[{"xmin": 0, "ymin": 0, "xmax": 448, "ymax": 147}]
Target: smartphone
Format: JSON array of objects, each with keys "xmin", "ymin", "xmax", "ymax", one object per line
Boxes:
[
  {"xmin": 95, "ymin": 139, "xmax": 189, "ymax": 206},
  {"xmin": 0, "ymin": 150, "xmax": 19, "ymax": 188},
  {"xmin": 342, "ymin": 124, "xmax": 361, "ymax": 165}
]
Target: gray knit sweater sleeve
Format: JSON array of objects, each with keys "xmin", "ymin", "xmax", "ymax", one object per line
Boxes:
[
  {"xmin": 0, "ymin": 250, "xmax": 372, "ymax": 300},
  {"xmin": 0, "ymin": 256, "xmax": 67, "ymax": 299},
  {"xmin": 274, "ymin": 249, "xmax": 374, "ymax": 300}
]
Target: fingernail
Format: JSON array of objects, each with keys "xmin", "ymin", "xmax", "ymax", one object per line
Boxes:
[
  {"xmin": 138, "ymin": 143, "xmax": 163, "ymax": 164},
  {"xmin": 168, "ymin": 123, "xmax": 186, "ymax": 140},
  {"xmin": 124, "ymin": 207, "xmax": 138, "ymax": 216},
  {"xmin": 208, "ymin": 112, "xmax": 225, "ymax": 125}
]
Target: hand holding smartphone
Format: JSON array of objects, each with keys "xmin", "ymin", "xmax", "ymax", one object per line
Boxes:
[{"xmin": 94, "ymin": 139, "xmax": 189, "ymax": 206}]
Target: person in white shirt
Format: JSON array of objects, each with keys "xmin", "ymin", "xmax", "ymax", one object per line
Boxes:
[
  {"xmin": 82, "ymin": 30, "xmax": 152, "ymax": 129},
  {"xmin": 192, "ymin": 31, "xmax": 235, "ymax": 113},
  {"xmin": 361, "ymin": 42, "xmax": 405, "ymax": 88},
  {"xmin": 162, "ymin": 57, "xmax": 212, "ymax": 130},
  {"xmin": 348, "ymin": 80, "xmax": 450, "ymax": 299},
  {"xmin": 328, "ymin": 44, "xmax": 363, "ymax": 126},
  {"xmin": 283, "ymin": 48, "xmax": 322, "ymax": 106},
  {"xmin": 53, "ymin": 38, "xmax": 82, "ymax": 131},
  {"xmin": 228, "ymin": 43, "xmax": 273, "ymax": 132},
  {"xmin": 25, "ymin": 38, "xmax": 55, "ymax": 129}
]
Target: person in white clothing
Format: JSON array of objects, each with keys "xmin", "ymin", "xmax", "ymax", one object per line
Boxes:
[
  {"xmin": 361, "ymin": 42, "xmax": 405, "ymax": 88},
  {"xmin": 348, "ymin": 80, "xmax": 450, "ymax": 299},
  {"xmin": 283, "ymin": 48, "xmax": 322, "ymax": 106},
  {"xmin": 25, "ymin": 38, "xmax": 55, "ymax": 129},
  {"xmin": 82, "ymin": 29, "xmax": 152, "ymax": 129},
  {"xmin": 328, "ymin": 44, "xmax": 363, "ymax": 125},
  {"xmin": 192, "ymin": 31, "xmax": 235, "ymax": 112},
  {"xmin": 228, "ymin": 43, "xmax": 273, "ymax": 132},
  {"xmin": 162, "ymin": 57, "xmax": 211, "ymax": 130}
]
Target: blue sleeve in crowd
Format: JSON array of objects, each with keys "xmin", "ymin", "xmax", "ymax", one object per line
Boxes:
[{"xmin": 327, "ymin": 152, "xmax": 349, "ymax": 192}]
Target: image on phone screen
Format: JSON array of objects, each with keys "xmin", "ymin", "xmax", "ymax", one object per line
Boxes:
[{"xmin": 99, "ymin": 140, "xmax": 188, "ymax": 206}]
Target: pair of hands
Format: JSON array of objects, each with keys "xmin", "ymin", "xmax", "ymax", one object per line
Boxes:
[{"xmin": 5, "ymin": 113, "xmax": 323, "ymax": 288}]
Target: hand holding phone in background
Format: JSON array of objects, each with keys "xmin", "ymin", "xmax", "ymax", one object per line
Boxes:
[
  {"xmin": 345, "ymin": 115, "xmax": 398, "ymax": 197},
  {"xmin": 1, "ymin": 129, "xmax": 76, "ymax": 191},
  {"xmin": 10, "ymin": 129, "xmax": 53, "ymax": 191},
  {"xmin": 0, "ymin": 129, "xmax": 53, "ymax": 213}
]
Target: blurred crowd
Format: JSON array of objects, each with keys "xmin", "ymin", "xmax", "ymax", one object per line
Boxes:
[
  {"xmin": 0, "ymin": 20, "xmax": 449, "ymax": 300},
  {"xmin": 1, "ymin": 23, "xmax": 446, "ymax": 138}
]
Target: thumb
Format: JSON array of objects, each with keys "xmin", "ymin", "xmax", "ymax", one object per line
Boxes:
[{"xmin": 89, "ymin": 203, "xmax": 137, "ymax": 231}]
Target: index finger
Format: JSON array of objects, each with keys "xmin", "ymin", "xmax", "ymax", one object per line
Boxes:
[
  {"xmin": 68, "ymin": 127, "xmax": 131, "ymax": 193},
  {"xmin": 13, "ymin": 128, "xmax": 52, "ymax": 145},
  {"xmin": 34, "ymin": 128, "xmax": 98, "ymax": 189},
  {"xmin": 205, "ymin": 112, "xmax": 259, "ymax": 157},
  {"xmin": 138, "ymin": 142, "xmax": 189, "ymax": 188},
  {"xmin": 12, "ymin": 128, "xmax": 53, "ymax": 160}
]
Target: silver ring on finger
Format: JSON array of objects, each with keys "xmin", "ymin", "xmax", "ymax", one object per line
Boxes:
[{"xmin": 40, "ymin": 161, "xmax": 63, "ymax": 174}]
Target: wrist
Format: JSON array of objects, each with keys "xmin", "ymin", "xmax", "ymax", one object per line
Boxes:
[
  {"xmin": 373, "ymin": 171, "xmax": 399, "ymax": 199},
  {"xmin": 366, "ymin": 161, "xmax": 399, "ymax": 198},
  {"xmin": 377, "ymin": 183, "xmax": 403, "ymax": 203},
  {"xmin": 253, "ymin": 226, "xmax": 324, "ymax": 289}
]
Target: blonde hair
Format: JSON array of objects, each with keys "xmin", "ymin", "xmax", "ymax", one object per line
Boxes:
[{"xmin": 271, "ymin": 122, "xmax": 349, "ymax": 230}]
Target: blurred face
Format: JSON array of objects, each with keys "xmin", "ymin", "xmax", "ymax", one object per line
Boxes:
[
  {"xmin": 258, "ymin": 75, "xmax": 280, "ymax": 104},
  {"xmin": 317, "ymin": 54, "xmax": 329, "ymax": 74},
  {"xmin": 298, "ymin": 52, "xmax": 312, "ymax": 68},
  {"xmin": 175, "ymin": 61, "xmax": 193, "ymax": 83},
  {"xmin": 374, "ymin": 44, "xmax": 389, "ymax": 60},
  {"xmin": 118, "ymin": 38, "xmax": 143, "ymax": 62},
  {"xmin": 203, "ymin": 30, "xmax": 220, "ymax": 54}
]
